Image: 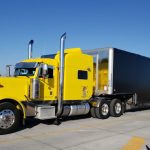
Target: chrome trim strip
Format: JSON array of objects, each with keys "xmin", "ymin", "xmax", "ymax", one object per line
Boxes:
[{"xmin": 108, "ymin": 48, "xmax": 114, "ymax": 94}]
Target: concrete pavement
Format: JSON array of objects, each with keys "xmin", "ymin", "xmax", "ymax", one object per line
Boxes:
[{"xmin": 1, "ymin": 108, "xmax": 150, "ymax": 150}]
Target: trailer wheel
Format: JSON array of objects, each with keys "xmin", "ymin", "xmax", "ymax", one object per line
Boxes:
[
  {"xmin": 90, "ymin": 107, "xmax": 97, "ymax": 118},
  {"xmin": 110, "ymin": 99, "xmax": 123, "ymax": 117},
  {"xmin": 95, "ymin": 100, "xmax": 110, "ymax": 119},
  {"xmin": 0, "ymin": 102, "xmax": 20, "ymax": 135}
]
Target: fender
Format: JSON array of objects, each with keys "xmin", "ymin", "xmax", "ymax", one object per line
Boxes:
[
  {"xmin": 90, "ymin": 97, "xmax": 110, "ymax": 107},
  {"xmin": 0, "ymin": 97, "xmax": 27, "ymax": 119}
]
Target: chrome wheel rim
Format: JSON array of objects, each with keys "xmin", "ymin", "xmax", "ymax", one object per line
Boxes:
[
  {"xmin": 101, "ymin": 104, "xmax": 109, "ymax": 116},
  {"xmin": 115, "ymin": 103, "xmax": 122, "ymax": 114},
  {"xmin": 0, "ymin": 109, "xmax": 15, "ymax": 129}
]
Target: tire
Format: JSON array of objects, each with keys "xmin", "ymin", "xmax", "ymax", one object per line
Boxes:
[
  {"xmin": 95, "ymin": 100, "xmax": 110, "ymax": 119},
  {"xmin": 90, "ymin": 107, "xmax": 96, "ymax": 118},
  {"xmin": 110, "ymin": 99, "xmax": 123, "ymax": 117},
  {"xmin": 122, "ymin": 102, "xmax": 126, "ymax": 114},
  {"xmin": 0, "ymin": 102, "xmax": 20, "ymax": 135}
]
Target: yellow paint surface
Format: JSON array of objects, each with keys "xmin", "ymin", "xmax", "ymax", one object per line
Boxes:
[
  {"xmin": 55, "ymin": 48, "xmax": 93, "ymax": 100},
  {"xmin": 122, "ymin": 136, "xmax": 145, "ymax": 150}
]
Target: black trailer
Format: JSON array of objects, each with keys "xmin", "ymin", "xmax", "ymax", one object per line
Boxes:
[{"xmin": 85, "ymin": 48, "xmax": 150, "ymax": 108}]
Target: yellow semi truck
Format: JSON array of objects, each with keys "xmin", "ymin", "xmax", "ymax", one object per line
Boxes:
[{"xmin": 0, "ymin": 33, "xmax": 150, "ymax": 134}]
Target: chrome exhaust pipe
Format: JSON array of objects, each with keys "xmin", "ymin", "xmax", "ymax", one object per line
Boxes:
[
  {"xmin": 56, "ymin": 32, "xmax": 66, "ymax": 117},
  {"xmin": 28, "ymin": 40, "xmax": 34, "ymax": 59}
]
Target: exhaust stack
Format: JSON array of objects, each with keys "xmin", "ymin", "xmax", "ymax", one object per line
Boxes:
[
  {"xmin": 6, "ymin": 65, "xmax": 11, "ymax": 77},
  {"xmin": 56, "ymin": 32, "xmax": 66, "ymax": 117},
  {"xmin": 28, "ymin": 40, "xmax": 34, "ymax": 59}
]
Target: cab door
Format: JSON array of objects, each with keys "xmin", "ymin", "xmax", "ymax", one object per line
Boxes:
[{"xmin": 39, "ymin": 66, "xmax": 55, "ymax": 100}]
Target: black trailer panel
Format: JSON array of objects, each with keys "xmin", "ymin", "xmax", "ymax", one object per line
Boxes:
[
  {"xmin": 113, "ymin": 48, "xmax": 150, "ymax": 103},
  {"xmin": 85, "ymin": 48, "xmax": 150, "ymax": 104}
]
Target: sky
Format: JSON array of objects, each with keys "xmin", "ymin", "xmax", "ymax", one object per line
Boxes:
[{"xmin": 0, "ymin": 0, "xmax": 150, "ymax": 75}]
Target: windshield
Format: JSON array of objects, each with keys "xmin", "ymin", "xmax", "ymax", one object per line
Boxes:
[
  {"xmin": 14, "ymin": 68, "xmax": 36, "ymax": 76},
  {"xmin": 14, "ymin": 62, "xmax": 37, "ymax": 76}
]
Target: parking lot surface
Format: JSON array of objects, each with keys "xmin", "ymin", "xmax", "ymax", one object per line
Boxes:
[{"xmin": 1, "ymin": 108, "xmax": 150, "ymax": 150}]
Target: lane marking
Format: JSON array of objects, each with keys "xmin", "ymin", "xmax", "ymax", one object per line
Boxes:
[{"xmin": 122, "ymin": 136, "xmax": 145, "ymax": 150}]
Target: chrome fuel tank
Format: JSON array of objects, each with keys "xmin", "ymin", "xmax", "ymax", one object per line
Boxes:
[{"xmin": 62, "ymin": 103, "xmax": 90, "ymax": 116}]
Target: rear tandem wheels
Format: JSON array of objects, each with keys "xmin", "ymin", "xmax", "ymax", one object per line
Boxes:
[{"xmin": 90, "ymin": 97, "xmax": 126, "ymax": 119}]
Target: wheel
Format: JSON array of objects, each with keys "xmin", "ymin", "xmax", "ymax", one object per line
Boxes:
[
  {"xmin": 90, "ymin": 107, "xmax": 96, "ymax": 118},
  {"xmin": 0, "ymin": 102, "xmax": 20, "ymax": 135},
  {"xmin": 95, "ymin": 100, "xmax": 110, "ymax": 119},
  {"xmin": 122, "ymin": 102, "xmax": 126, "ymax": 114},
  {"xmin": 110, "ymin": 99, "xmax": 123, "ymax": 117}
]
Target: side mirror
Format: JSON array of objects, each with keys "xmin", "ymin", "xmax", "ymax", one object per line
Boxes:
[{"xmin": 42, "ymin": 64, "xmax": 48, "ymax": 78}]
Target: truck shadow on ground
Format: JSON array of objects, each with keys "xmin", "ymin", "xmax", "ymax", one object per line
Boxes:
[
  {"xmin": 20, "ymin": 107, "xmax": 150, "ymax": 131},
  {"xmin": 126, "ymin": 106, "xmax": 150, "ymax": 112},
  {"xmin": 22, "ymin": 114, "xmax": 90, "ymax": 129}
]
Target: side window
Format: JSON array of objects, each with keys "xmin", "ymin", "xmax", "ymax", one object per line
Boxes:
[
  {"xmin": 48, "ymin": 68, "xmax": 53, "ymax": 78},
  {"xmin": 78, "ymin": 70, "xmax": 88, "ymax": 80},
  {"xmin": 38, "ymin": 65, "xmax": 53, "ymax": 78},
  {"xmin": 38, "ymin": 68, "xmax": 43, "ymax": 78}
]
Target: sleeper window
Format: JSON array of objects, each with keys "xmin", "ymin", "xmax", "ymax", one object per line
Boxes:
[{"xmin": 78, "ymin": 70, "xmax": 88, "ymax": 80}]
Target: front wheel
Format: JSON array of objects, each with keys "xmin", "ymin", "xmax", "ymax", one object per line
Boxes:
[{"xmin": 0, "ymin": 102, "xmax": 20, "ymax": 135}]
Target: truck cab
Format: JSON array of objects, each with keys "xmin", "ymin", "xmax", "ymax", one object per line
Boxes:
[
  {"xmin": 0, "ymin": 33, "xmax": 93, "ymax": 134},
  {"xmin": 18, "ymin": 58, "xmax": 59, "ymax": 101},
  {"xmin": 14, "ymin": 47, "xmax": 93, "ymax": 102}
]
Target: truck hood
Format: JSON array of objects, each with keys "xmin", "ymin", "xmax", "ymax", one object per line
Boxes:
[{"xmin": 0, "ymin": 77, "xmax": 30, "ymax": 100}]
